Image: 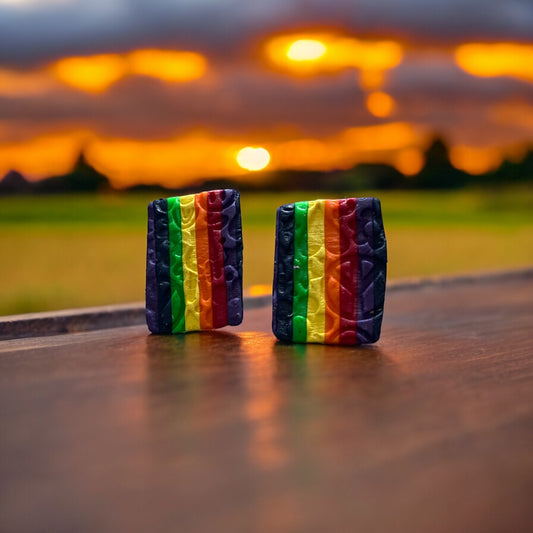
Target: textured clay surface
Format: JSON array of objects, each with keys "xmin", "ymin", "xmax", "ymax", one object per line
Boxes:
[
  {"xmin": 145, "ymin": 201, "xmax": 159, "ymax": 334},
  {"xmin": 167, "ymin": 197, "xmax": 186, "ymax": 333},
  {"xmin": 355, "ymin": 198, "xmax": 387, "ymax": 344},
  {"xmin": 338, "ymin": 198, "xmax": 358, "ymax": 344},
  {"xmin": 272, "ymin": 203, "xmax": 295, "ymax": 342},
  {"xmin": 146, "ymin": 189, "xmax": 243, "ymax": 334},
  {"xmin": 272, "ymin": 197, "xmax": 387, "ymax": 345},
  {"xmin": 221, "ymin": 189, "xmax": 244, "ymax": 326},
  {"xmin": 153, "ymin": 199, "xmax": 172, "ymax": 334}
]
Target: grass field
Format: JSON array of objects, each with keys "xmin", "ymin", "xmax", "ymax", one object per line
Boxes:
[{"xmin": 0, "ymin": 186, "xmax": 532, "ymax": 315}]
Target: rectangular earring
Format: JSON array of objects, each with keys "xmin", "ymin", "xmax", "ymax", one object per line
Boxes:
[
  {"xmin": 272, "ymin": 197, "xmax": 387, "ymax": 345},
  {"xmin": 146, "ymin": 189, "xmax": 243, "ymax": 334}
]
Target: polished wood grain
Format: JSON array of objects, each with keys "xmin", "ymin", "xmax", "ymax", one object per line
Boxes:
[{"xmin": 1, "ymin": 274, "xmax": 532, "ymax": 532}]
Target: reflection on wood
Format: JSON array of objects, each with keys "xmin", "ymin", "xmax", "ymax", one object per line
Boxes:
[{"xmin": 0, "ymin": 274, "xmax": 532, "ymax": 532}]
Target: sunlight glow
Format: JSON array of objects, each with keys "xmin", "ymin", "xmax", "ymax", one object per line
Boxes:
[
  {"xmin": 0, "ymin": 124, "xmax": 428, "ymax": 187},
  {"xmin": 366, "ymin": 91, "xmax": 396, "ymax": 117},
  {"xmin": 236, "ymin": 147, "xmax": 271, "ymax": 171},
  {"xmin": 265, "ymin": 33, "xmax": 403, "ymax": 77},
  {"xmin": 286, "ymin": 39, "xmax": 327, "ymax": 61},
  {"xmin": 455, "ymin": 43, "xmax": 533, "ymax": 83}
]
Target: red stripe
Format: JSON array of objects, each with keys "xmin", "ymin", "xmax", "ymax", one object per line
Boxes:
[
  {"xmin": 206, "ymin": 190, "xmax": 228, "ymax": 328},
  {"xmin": 339, "ymin": 198, "xmax": 358, "ymax": 344}
]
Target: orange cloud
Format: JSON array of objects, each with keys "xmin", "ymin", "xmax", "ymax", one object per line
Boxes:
[
  {"xmin": 264, "ymin": 32, "xmax": 403, "ymax": 82},
  {"xmin": 455, "ymin": 43, "xmax": 533, "ymax": 83},
  {"xmin": 271, "ymin": 122, "xmax": 424, "ymax": 173},
  {"xmin": 85, "ymin": 133, "xmax": 241, "ymax": 187},
  {"xmin": 449, "ymin": 145, "xmax": 503, "ymax": 175},
  {"xmin": 394, "ymin": 148, "xmax": 425, "ymax": 176},
  {"xmin": 127, "ymin": 49, "xmax": 207, "ymax": 82},
  {"xmin": 49, "ymin": 54, "xmax": 127, "ymax": 93},
  {"xmin": 48, "ymin": 49, "xmax": 208, "ymax": 93},
  {"xmin": 0, "ymin": 130, "xmax": 90, "ymax": 178}
]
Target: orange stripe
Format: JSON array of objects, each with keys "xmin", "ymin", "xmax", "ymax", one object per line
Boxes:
[
  {"xmin": 324, "ymin": 200, "xmax": 341, "ymax": 344},
  {"xmin": 195, "ymin": 192, "xmax": 213, "ymax": 329}
]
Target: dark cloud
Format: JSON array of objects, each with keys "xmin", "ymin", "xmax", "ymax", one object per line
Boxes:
[
  {"xmin": 0, "ymin": 67, "xmax": 371, "ymax": 138},
  {"xmin": 1, "ymin": 0, "xmax": 531, "ymax": 149},
  {"xmin": 0, "ymin": 58, "xmax": 531, "ymax": 147},
  {"xmin": 389, "ymin": 55, "xmax": 533, "ymax": 103},
  {"xmin": 0, "ymin": 0, "xmax": 532, "ymax": 67}
]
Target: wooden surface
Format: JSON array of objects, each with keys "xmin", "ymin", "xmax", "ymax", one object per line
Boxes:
[{"xmin": 1, "ymin": 274, "xmax": 532, "ymax": 532}]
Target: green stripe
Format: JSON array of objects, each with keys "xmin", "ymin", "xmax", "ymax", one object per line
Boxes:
[
  {"xmin": 292, "ymin": 201, "xmax": 309, "ymax": 342},
  {"xmin": 167, "ymin": 197, "xmax": 186, "ymax": 333}
]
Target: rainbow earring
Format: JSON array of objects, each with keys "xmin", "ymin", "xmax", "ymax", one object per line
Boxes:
[
  {"xmin": 146, "ymin": 189, "xmax": 243, "ymax": 334},
  {"xmin": 272, "ymin": 197, "xmax": 387, "ymax": 345}
]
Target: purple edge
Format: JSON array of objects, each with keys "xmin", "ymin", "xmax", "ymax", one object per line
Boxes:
[
  {"xmin": 221, "ymin": 189, "xmax": 243, "ymax": 325},
  {"xmin": 145, "ymin": 201, "xmax": 159, "ymax": 333},
  {"xmin": 356, "ymin": 197, "xmax": 374, "ymax": 344}
]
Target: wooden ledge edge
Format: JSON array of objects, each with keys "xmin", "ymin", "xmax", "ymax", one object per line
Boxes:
[
  {"xmin": 1, "ymin": 267, "xmax": 531, "ymax": 341},
  {"xmin": 386, "ymin": 266, "xmax": 533, "ymax": 292},
  {"xmin": 0, "ymin": 295, "xmax": 273, "ymax": 341}
]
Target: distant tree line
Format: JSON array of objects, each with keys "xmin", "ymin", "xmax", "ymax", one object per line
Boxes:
[
  {"xmin": 1, "ymin": 137, "xmax": 532, "ymax": 195},
  {"xmin": 0, "ymin": 152, "xmax": 109, "ymax": 195}
]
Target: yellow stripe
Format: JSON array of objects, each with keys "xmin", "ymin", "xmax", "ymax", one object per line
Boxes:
[
  {"xmin": 306, "ymin": 200, "xmax": 326, "ymax": 343},
  {"xmin": 180, "ymin": 194, "xmax": 201, "ymax": 331}
]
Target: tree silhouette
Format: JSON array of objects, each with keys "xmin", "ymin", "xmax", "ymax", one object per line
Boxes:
[
  {"xmin": 0, "ymin": 170, "xmax": 31, "ymax": 194},
  {"xmin": 36, "ymin": 150, "xmax": 111, "ymax": 193},
  {"xmin": 412, "ymin": 137, "xmax": 467, "ymax": 189}
]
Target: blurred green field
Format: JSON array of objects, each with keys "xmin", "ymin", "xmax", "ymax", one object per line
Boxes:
[{"xmin": 0, "ymin": 186, "xmax": 532, "ymax": 315}]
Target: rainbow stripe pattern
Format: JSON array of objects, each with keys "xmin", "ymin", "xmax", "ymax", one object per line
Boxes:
[
  {"xmin": 146, "ymin": 189, "xmax": 243, "ymax": 333},
  {"xmin": 272, "ymin": 197, "xmax": 387, "ymax": 345}
]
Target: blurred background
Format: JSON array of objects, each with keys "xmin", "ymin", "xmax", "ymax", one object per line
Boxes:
[{"xmin": 0, "ymin": 0, "xmax": 531, "ymax": 315}]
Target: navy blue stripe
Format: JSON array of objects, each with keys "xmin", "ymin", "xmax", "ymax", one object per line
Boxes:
[
  {"xmin": 153, "ymin": 198, "xmax": 172, "ymax": 334},
  {"xmin": 221, "ymin": 189, "xmax": 244, "ymax": 325},
  {"xmin": 355, "ymin": 197, "xmax": 375, "ymax": 344},
  {"xmin": 272, "ymin": 203, "xmax": 295, "ymax": 342},
  {"xmin": 145, "ymin": 201, "xmax": 159, "ymax": 333}
]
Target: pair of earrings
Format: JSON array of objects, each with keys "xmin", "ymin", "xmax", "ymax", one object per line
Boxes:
[{"xmin": 146, "ymin": 189, "xmax": 387, "ymax": 345}]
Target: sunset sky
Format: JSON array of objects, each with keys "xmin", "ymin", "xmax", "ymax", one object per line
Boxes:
[{"xmin": 0, "ymin": 0, "xmax": 532, "ymax": 187}]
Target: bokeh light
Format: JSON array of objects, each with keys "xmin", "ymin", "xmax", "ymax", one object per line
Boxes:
[
  {"xmin": 265, "ymin": 33, "xmax": 403, "ymax": 77},
  {"xmin": 449, "ymin": 145, "xmax": 503, "ymax": 175},
  {"xmin": 394, "ymin": 148, "xmax": 425, "ymax": 176},
  {"xmin": 0, "ymin": 4, "xmax": 531, "ymax": 190},
  {"xmin": 49, "ymin": 49, "xmax": 208, "ymax": 93},
  {"xmin": 366, "ymin": 91, "xmax": 396, "ymax": 118},
  {"xmin": 286, "ymin": 39, "xmax": 327, "ymax": 61},
  {"xmin": 50, "ymin": 54, "xmax": 127, "ymax": 93},
  {"xmin": 236, "ymin": 147, "xmax": 271, "ymax": 171}
]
